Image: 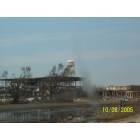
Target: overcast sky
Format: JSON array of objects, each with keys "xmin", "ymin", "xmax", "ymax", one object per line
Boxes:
[{"xmin": 0, "ymin": 17, "xmax": 140, "ymax": 86}]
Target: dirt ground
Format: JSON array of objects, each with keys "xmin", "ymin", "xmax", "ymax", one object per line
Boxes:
[{"xmin": 110, "ymin": 113, "xmax": 140, "ymax": 123}]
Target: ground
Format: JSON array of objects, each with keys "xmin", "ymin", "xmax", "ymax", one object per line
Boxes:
[{"xmin": 111, "ymin": 113, "xmax": 140, "ymax": 123}]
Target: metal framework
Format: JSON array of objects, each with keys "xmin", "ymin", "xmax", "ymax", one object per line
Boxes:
[
  {"xmin": 99, "ymin": 85, "xmax": 140, "ymax": 99},
  {"xmin": 0, "ymin": 76, "xmax": 83, "ymax": 103}
]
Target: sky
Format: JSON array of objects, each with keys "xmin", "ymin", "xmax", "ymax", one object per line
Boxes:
[{"xmin": 0, "ymin": 17, "xmax": 140, "ymax": 86}]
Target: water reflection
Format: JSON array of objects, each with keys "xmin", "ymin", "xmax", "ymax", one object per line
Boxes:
[{"xmin": 0, "ymin": 107, "xmax": 97, "ymax": 123}]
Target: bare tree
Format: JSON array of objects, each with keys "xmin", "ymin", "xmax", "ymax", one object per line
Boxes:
[
  {"xmin": 57, "ymin": 63, "xmax": 64, "ymax": 76},
  {"xmin": 21, "ymin": 66, "xmax": 32, "ymax": 78},
  {"xmin": 63, "ymin": 67, "xmax": 69, "ymax": 76},
  {"xmin": 49, "ymin": 65, "xmax": 57, "ymax": 76}
]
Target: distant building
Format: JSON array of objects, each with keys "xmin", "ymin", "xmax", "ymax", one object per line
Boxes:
[{"xmin": 100, "ymin": 85, "xmax": 140, "ymax": 99}]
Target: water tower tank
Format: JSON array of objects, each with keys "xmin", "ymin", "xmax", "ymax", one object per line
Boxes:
[{"xmin": 67, "ymin": 59, "xmax": 75, "ymax": 66}]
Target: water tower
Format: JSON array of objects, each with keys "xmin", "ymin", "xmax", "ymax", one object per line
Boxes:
[{"xmin": 67, "ymin": 59, "xmax": 75, "ymax": 76}]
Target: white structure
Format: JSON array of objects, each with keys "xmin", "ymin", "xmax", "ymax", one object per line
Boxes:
[{"xmin": 65, "ymin": 59, "xmax": 75, "ymax": 76}]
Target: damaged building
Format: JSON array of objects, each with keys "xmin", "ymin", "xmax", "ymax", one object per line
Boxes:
[
  {"xmin": 0, "ymin": 60, "xmax": 85, "ymax": 103},
  {"xmin": 98, "ymin": 85, "xmax": 140, "ymax": 99}
]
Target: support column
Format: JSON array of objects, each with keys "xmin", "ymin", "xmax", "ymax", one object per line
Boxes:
[{"xmin": 131, "ymin": 92, "xmax": 133, "ymax": 99}]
